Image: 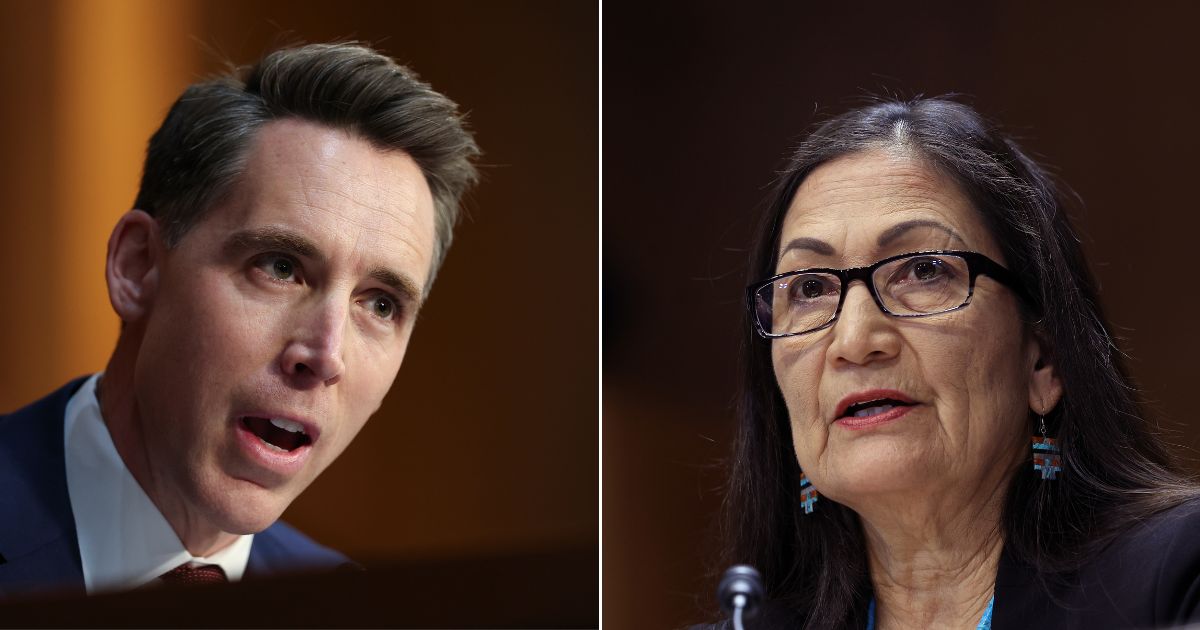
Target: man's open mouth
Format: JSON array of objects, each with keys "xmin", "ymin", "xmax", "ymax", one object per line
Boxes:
[{"xmin": 241, "ymin": 417, "xmax": 312, "ymax": 452}]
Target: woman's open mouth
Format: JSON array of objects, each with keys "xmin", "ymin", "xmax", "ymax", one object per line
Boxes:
[
  {"xmin": 833, "ymin": 390, "xmax": 918, "ymax": 430},
  {"xmin": 835, "ymin": 400, "xmax": 916, "ymax": 429}
]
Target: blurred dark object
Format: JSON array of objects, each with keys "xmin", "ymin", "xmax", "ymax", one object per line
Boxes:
[
  {"xmin": 717, "ymin": 564, "xmax": 763, "ymax": 629},
  {"xmin": 0, "ymin": 546, "xmax": 597, "ymax": 628}
]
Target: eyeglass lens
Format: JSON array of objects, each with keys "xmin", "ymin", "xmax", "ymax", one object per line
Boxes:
[{"xmin": 755, "ymin": 253, "xmax": 972, "ymax": 336}]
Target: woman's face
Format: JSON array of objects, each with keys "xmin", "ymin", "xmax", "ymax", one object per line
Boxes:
[{"xmin": 771, "ymin": 149, "xmax": 1061, "ymax": 511}]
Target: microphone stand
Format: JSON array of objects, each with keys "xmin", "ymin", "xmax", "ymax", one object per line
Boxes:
[{"xmin": 717, "ymin": 565, "xmax": 763, "ymax": 630}]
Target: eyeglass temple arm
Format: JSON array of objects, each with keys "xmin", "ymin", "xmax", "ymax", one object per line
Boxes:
[{"xmin": 966, "ymin": 253, "xmax": 1037, "ymax": 307}]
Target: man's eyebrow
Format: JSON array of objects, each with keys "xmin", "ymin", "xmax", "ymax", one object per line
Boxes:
[
  {"xmin": 368, "ymin": 266, "xmax": 423, "ymax": 307},
  {"xmin": 225, "ymin": 227, "xmax": 425, "ymax": 306},
  {"xmin": 224, "ymin": 227, "xmax": 324, "ymax": 262},
  {"xmin": 877, "ymin": 219, "xmax": 966, "ymax": 248},
  {"xmin": 779, "ymin": 236, "xmax": 835, "ymax": 257}
]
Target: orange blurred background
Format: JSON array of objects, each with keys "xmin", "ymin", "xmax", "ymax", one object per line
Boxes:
[{"xmin": 0, "ymin": 0, "xmax": 596, "ymax": 616}]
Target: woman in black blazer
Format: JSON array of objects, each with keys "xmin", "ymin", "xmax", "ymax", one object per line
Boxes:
[{"xmin": 712, "ymin": 98, "xmax": 1200, "ymax": 629}]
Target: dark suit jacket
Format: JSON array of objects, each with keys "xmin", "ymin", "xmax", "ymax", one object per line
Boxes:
[
  {"xmin": 0, "ymin": 378, "xmax": 355, "ymax": 599},
  {"xmin": 992, "ymin": 496, "xmax": 1200, "ymax": 628},
  {"xmin": 701, "ymin": 498, "xmax": 1200, "ymax": 629}
]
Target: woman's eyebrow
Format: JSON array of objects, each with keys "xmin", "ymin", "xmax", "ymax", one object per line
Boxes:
[
  {"xmin": 779, "ymin": 220, "xmax": 966, "ymax": 258},
  {"xmin": 877, "ymin": 219, "xmax": 966, "ymax": 248},
  {"xmin": 779, "ymin": 236, "xmax": 835, "ymax": 257}
]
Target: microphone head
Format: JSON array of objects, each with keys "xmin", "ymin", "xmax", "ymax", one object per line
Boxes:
[{"xmin": 717, "ymin": 564, "xmax": 763, "ymax": 618}]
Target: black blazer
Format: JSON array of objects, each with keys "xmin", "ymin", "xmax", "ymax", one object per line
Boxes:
[
  {"xmin": 704, "ymin": 498, "xmax": 1200, "ymax": 629},
  {"xmin": 994, "ymin": 496, "xmax": 1200, "ymax": 628}
]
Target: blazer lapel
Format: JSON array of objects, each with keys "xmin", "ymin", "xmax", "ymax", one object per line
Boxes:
[{"xmin": 0, "ymin": 379, "xmax": 88, "ymax": 598}]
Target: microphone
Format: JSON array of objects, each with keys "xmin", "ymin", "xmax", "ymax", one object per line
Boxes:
[{"xmin": 717, "ymin": 564, "xmax": 763, "ymax": 630}]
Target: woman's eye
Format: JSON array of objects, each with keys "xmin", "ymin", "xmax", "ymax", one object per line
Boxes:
[
  {"xmin": 906, "ymin": 257, "xmax": 948, "ymax": 281},
  {"xmin": 800, "ymin": 279, "xmax": 825, "ymax": 298},
  {"xmin": 913, "ymin": 260, "xmax": 939, "ymax": 280},
  {"xmin": 788, "ymin": 275, "xmax": 835, "ymax": 302}
]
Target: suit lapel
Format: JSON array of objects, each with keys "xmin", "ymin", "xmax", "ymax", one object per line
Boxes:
[
  {"xmin": 243, "ymin": 524, "xmax": 286, "ymax": 579},
  {"xmin": 0, "ymin": 379, "xmax": 88, "ymax": 598}
]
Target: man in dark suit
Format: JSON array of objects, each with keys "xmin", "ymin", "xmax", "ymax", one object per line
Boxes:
[{"xmin": 0, "ymin": 42, "xmax": 479, "ymax": 598}]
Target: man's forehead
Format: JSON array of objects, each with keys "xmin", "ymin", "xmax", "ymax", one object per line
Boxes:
[{"xmin": 220, "ymin": 118, "xmax": 437, "ymax": 291}]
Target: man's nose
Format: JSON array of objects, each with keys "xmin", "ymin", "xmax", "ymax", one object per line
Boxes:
[{"xmin": 279, "ymin": 296, "xmax": 347, "ymax": 386}]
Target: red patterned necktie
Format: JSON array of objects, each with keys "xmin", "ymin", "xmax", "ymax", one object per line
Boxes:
[{"xmin": 159, "ymin": 563, "xmax": 228, "ymax": 586}]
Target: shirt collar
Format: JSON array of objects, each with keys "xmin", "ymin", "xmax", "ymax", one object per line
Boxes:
[{"xmin": 63, "ymin": 373, "xmax": 253, "ymax": 593}]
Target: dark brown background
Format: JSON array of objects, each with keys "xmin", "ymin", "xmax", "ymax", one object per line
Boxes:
[
  {"xmin": 604, "ymin": 3, "xmax": 1200, "ymax": 629},
  {"xmin": 0, "ymin": 0, "xmax": 597, "ymax": 623}
]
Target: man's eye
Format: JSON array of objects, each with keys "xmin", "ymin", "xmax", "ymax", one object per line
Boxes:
[
  {"xmin": 369, "ymin": 295, "xmax": 399, "ymax": 320},
  {"xmin": 259, "ymin": 256, "xmax": 298, "ymax": 282}
]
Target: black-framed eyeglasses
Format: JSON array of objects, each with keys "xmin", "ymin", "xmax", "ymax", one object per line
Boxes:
[{"xmin": 748, "ymin": 250, "xmax": 1028, "ymax": 339}]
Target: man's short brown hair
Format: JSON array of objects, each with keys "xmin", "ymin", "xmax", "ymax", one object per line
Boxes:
[{"xmin": 133, "ymin": 42, "xmax": 480, "ymax": 287}]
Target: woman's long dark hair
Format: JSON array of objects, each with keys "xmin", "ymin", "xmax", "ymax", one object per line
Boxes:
[{"xmin": 722, "ymin": 98, "xmax": 1198, "ymax": 628}]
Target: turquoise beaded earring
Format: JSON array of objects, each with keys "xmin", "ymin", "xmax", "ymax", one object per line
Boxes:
[
  {"xmin": 799, "ymin": 472, "xmax": 819, "ymax": 514},
  {"xmin": 1031, "ymin": 415, "xmax": 1062, "ymax": 480}
]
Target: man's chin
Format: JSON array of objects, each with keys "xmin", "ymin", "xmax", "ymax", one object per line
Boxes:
[{"xmin": 197, "ymin": 477, "xmax": 296, "ymax": 535}]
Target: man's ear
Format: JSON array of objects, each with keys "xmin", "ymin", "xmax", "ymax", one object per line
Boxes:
[
  {"xmin": 105, "ymin": 210, "xmax": 162, "ymax": 322},
  {"xmin": 1027, "ymin": 331, "xmax": 1064, "ymax": 415}
]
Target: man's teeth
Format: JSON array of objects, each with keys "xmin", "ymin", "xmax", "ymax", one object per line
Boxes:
[
  {"xmin": 853, "ymin": 404, "xmax": 895, "ymax": 418},
  {"xmin": 269, "ymin": 417, "xmax": 305, "ymax": 434}
]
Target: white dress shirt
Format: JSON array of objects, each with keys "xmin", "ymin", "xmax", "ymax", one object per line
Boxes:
[{"xmin": 62, "ymin": 373, "xmax": 253, "ymax": 594}]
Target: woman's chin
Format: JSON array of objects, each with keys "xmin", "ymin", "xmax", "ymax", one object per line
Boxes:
[{"xmin": 815, "ymin": 440, "xmax": 942, "ymax": 504}]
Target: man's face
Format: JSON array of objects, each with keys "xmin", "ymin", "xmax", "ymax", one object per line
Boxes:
[{"xmin": 130, "ymin": 118, "xmax": 435, "ymax": 535}]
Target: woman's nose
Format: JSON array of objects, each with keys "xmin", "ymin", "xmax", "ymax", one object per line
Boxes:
[{"xmin": 826, "ymin": 281, "xmax": 901, "ymax": 367}]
